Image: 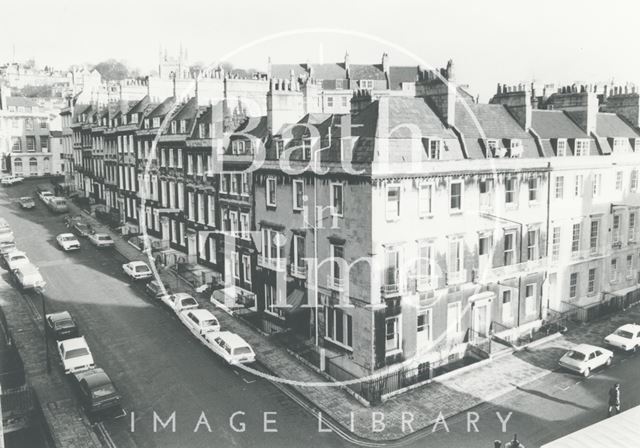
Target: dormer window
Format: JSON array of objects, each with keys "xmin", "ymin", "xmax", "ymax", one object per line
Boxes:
[
  {"xmin": 427, "ymin": 139, "xmax": 442, "ymax": 160},
  {"xmin": 131, "ymin": 114, "xmax": 138, "ymax": 124},
  {"xmin": 180, "ymin": 120, "xmax": 187, "ymax": 133},
  {"xmin": 170, "ymin": 121, "xmax": 177, "ymax": 134},
  {"xmin": 144, "ymin": 118, "xmax": 149, "ymax": 128},
  {"xmin": 121, "ymin": 115, "xmax": 127, "ymax": 125},
  {"xmin": 152, "ymin": 117, "xmax": 160, "ymax": 128},
  {"xmin": 613, "ymin": 138, "xmax": 627, "ymax": 154},
  {"xmin": 575, "ymin": 139, "xmax": 590, "ymax": 156},
  {"xmin": 359, "ymin": 80, "xmax": 374, "ymax": 90},
  {"xmin": 275, "ymin": 140, "xmax": 284, "ymax": 159},
  {"xmin": 487, "ymin": 139, "xmax": 505, "ymax": 158},
  {"xmin": 557, "ymin": 139, "xmax": 567, "ymax": 156},
  {"xmin": 232, "ymin": 140, "xmax": 246, "ymax": 155},
  {"xmin": 510, "ymin": 139, "xmax": 523, "ymax": 158},
  {"xmin": 199, "ymin": 123, "xmax": 205, "ymax": 138},
  {"xmin": 302, "ymin": 139, "xmax": 312, "ymax": 160},
  {"xmin": 635, "ymin": 139, "xmax": 640, "ymax": 152}
]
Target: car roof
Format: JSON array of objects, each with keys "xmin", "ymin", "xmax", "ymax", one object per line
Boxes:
[
  {"xmin": 8, "ymin": 250, "xmax": 26, "ymax": 257},
  {"xmin": 47, "ymin": 311, "xmax": 72, "ymax": 321},
  {"xmin": 618, "ymin": 324, "xmax": 640, "ymax": 331},
  {"xmin": 58, "ymin": 233, "xmax": 76, "ymax": 239},
  {"xmin": 79, "ymin": 368, "xmax": 112, "ymax": 388},
  {"xmin": 17, "ymin": 263, "xmax": 39, "ymax": 274},
  {"xmin": 187, "ymin": 309, "xmax": 216, "ymax": 319},
  {"xmin": 95, "ymin": 233, "xmax": 110, "ymax": 237},
  {"xmin": 60, "ymin": 336, "xmax": 88, "ymax": 350},
  {"xmin": 129, "ymin": 261, "xmax": 148, "ymax": 267},
  {"xmin": 173, "ymin": 293, "xmax": 193, "ymax": 300},
  {"xmin": 20, "ymin": 196, "xmax": 33, "ymax": 200},
  {"xmin": 215, "ymin": 331, "xmax": 249, "ymax": 348}
]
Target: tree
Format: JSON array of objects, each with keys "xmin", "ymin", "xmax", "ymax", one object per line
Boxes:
[{"xmin": 92, "ymin": 59, "xmax": 131, "ymax": 81}]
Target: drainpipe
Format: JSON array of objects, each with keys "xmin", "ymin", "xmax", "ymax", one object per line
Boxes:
[{"xmin": 543, "ymin": 161, "xmax": 551, "ymax": 318}]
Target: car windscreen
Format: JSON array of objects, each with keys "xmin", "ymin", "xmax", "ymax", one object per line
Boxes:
[
  {"xmin": 91, "ymin": 383, "xmax": 117, "ymax": 398},
  {"xmin": 55, "ymin": 319, "xmax": 75, "ymax": 329},
  {"xmin": 62, "ymin": 236, "xmax": 76, "ymax": 241},
  {"xmin": 233, "ymin": 346, "xmax": 252, "ymax": 356},
  {"xmin": 202, "ymin": 319, "xmax": 218, "ymax": 328},
  {"xmin": 614, "ymin": 330, "xmax": 634, "ymax": 339},
  {"xmin": 98, "ymin": 236, "xmax": 111, "ymax": 241},
  {"xmin": 135, "ymin": 265, "xmax": 149, "ymax": 272},
  {"xmin": 566, "ymin": 351, "xmax": 586, "ymax": 361},
  {"xmin": 11, "ymin": 255, "xmax": 27, "ymax": 262},
  {"xmin": 0, "ymin": 228, "xmax": 11, "ymax": 235},
  {"xmin": 65, "ymin": 347, "xmax": 90, "ymax": 359},
  {"xmin": 181, "ymin": 298, "xmax": 197, "ymax": 307}
]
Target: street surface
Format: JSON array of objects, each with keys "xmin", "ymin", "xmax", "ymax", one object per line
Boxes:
[{"xmin": 2, "ymin": 180, "xmax": 640, "ymax": 448}]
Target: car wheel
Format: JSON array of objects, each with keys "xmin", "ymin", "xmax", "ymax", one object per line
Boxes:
[
  {"xmin": 633, "ymin": 345, "xmax": 639, "ymax": 353},
  {"xmin": 583, "ymin": 368, "xmax": 590, "ymax": 377},
  {"xmin": 606, "ymin": 357, "xmax": 612, "ymax": 366}
]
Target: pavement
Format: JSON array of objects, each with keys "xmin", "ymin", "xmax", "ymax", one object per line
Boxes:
[{"xmin": 3, "ymin": 180, "xmax": 640, "ymax": 448}]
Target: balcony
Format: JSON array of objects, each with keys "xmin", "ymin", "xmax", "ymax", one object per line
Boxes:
[
  {"xmin": 474, "ymin": 258, "xmax": 547, "ymax": 283},
  {"xmin": 257, "ymin": 255, "xmax": 286, "ymax": 272},
  {"xmin": 446, "ymin": 269, "xmax": 467, "ymax": 285},
  {"xmin": 415, "ymin": 275, "xmax": 434, "ymax": 292},
  {"xmin": 290, "ymin": 263, "xmax": 307, "ymax": 279},
  {"xmin": 381, "ymin": 283, "xmax": 402, "ymax": 298},
  {"xmin": 327, "ymin": 275, "xmax": 344, "ymax": 291}
]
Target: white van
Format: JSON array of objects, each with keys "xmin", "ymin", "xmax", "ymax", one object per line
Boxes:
[
  {"xmin": 0, "ymin": 218, "xmax": 14, "ymax": 244},
  {"xmin": 12, "ymin": 263, "xmax": 46, "ymax": 290}
]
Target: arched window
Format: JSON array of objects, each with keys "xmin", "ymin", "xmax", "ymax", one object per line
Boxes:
[
  {"xmin": 14, "ymin": 158, "xmax": 23, "ymax": 174},
  {"xmin": 29, "ymin": 157, "xmax": 38, "ymax": 175},
  {"xmin": 43, "ymin": 157, "xmax": 51, "ymax": 174}
]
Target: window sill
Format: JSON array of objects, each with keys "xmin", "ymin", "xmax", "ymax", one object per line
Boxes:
[
  {"xmin": 419, "ymin": 213, "xmax": 434, "ymax": 219},
  {"xmin": 324, "ymin": 337, "xmax": 353, "ymax": 352},
  {"xmin": 266, "ymin": 204, "xmax": 277, "ymax": 210},
  {"xmin": 449, "ymin": 210, "xmax": 463, "ymax": 216},
  {"xmin": 385, "ymin": 348, "xmax": 402, "ymax": 357}
]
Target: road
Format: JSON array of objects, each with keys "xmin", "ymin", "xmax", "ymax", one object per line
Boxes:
[
  {"xmin": 2, "ymin": 179, "xmax": 640, "ymax": 448},
  {"xmin": 0, "ymin": 181, "xmax": 347, "ymax": 448}
]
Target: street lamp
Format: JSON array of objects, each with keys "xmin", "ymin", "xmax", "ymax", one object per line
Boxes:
[{"xmin": 35, "ymin": 285, "xmax": 50, "ymax": 374}]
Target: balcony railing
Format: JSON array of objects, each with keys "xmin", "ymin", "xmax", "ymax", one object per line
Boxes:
[
  {"xmin": 257, "ymin": 255, "xmax": 286, "ymax": 271},
  {"xmin": 477, "ymin": 258, "xmax": 547, "ymax": 282},
  {"xmin": 380, "ymin": 283, "xmax": 402, "ymax": 298},
  {"xmin": 446, "ymin": 269, "xmax": 467, "ymax": 285},
  {"xmin": 290, "ymin": 264, "xmax": 307, "ymax": 279},
  {"xmin": 415, "ymin": 275, "xmax": 434, "ymax": 292},
  {"xmin": 327, "ymin": 275, "xmax": 344, "ymax": 291}
]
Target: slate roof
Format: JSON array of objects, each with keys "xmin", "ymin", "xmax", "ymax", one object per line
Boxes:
[
  {"xmin": 454, "ymin": 103, "xmax": 539, "ymax": 159},
  {"xmin": 349, "ymin": 64, "xmax": 386, "ymax": 80},
  {"xmin": 596, "ymin": 113, "xmax": 640, "ymax": 138},
  {"xmin": 128, "ymin": 95, "xmax": 151, "ymax": 115},
  {"xmin": 147, "ymin": 96, "xmax": 176, "ymax": 119},
  {"xmin": 271, "ymin": 64, "xmax": 308, "ymax": 79},
  {"xmin": 531, "ymin": 110, "xmax": 588, "ymax": 139},
  {"xmin": 388, "ymin": 66, "xmax": 419, "ymax": 90},
  {"xmin": 308, "ymin": 63, "xmax": 346, "ymax": 80}
]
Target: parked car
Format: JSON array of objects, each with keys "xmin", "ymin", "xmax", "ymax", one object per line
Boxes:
[
  {"xmin": 1, "ymin": 176, "xmax": 23, "ymax": 186},
  {"xmin": 46, "ymin": 197, "xmax": 69, "ymax": 213},
  {"xmin": 88, "ymin": 233, "xmax": 114, "ymax": 248},
  {"xmin": 179, "ymin": 309, "xmax": 221, "ymax": 337},
  {"xmin": 45, "ymin": 311, "xmax": 79, "ymax": 341},
  {"xmin": 57, "ymin": 336, "xmax": 95, "ymax": 375},
  {"xmin": 558, "ymin": 344, "xmax": 613, "ymax": 377},
  {"xmin": 145, "ymin": 280, "xmax": 170, "ymax": 299},
  {"xmin": 122, "ymin": 261, "xmax": 153, "ymax": 280},
  {"xmin": 18, "ymin": 197, "xmax": 35, "ymax": 209},
  {"xmin": 604, "ymin": 324, "xmax": 640, "ymax": 352},
  {"xmin": 0, "ymin": 218, "xmax": 14, "ymax": 244},
  {"xmin": 36, "ymin": 185, "xmax": 54, "ymax": 202},
  {"xmin": 161, "ymin": 293, "xmax": 199, "ymax": 313},
  {"xmin": 73, "ymin": 368, "xmax": 122, "ymax": 414},
  {"xmin": 204, "ymin": 331, "xmax": 256, "ymax": 365},
  {"xmin": 5, "ymin": 251, "xmax": 30, "ymax": 271},
  {"xmin": 11, "ymin": 263, "xmax": 45, "ymax": 290},
  {"xmin": 38, "ymin": 191, "xmax": 54, "ymax": 203},
  {"xmin": 0, "ymin": 241, "xmax": 16, "ymax": 256},
  {"xmin": 56, "ymin": 233, "xmax": 81, "ymax": 251}
]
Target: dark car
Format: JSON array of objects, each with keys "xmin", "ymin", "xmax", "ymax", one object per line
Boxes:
[
  {"xmin": 18, "ymin": 197, "xmax": 35, "ymax": 210},
  {"xmin": 74, "ymin": 368, "xmax": 121, "ymax": 414},
  {"xmin": 45, "ymin": 311, "xmax": 79, "ymax": 341},
  {"xmin": 145, "ymin": 280, "xmax": 170, "ymax": 299}
]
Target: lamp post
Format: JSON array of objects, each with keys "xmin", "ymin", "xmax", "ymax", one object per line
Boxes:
[{"xmin": 35, "ymin": 285, "xmax": 50, "ymax": 374}]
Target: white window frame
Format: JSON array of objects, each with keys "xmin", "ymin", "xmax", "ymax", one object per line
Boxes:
[
  {"xmin": 416, "ymin": 308, "xmax": 432, "ymax": 346},
  {"xmin": 331, "ymin": 182, "xmax": 343, "ymax": 217},
  {"xmin": 574, "ymin": 174, "xmax": 583, "ymax": 197},
  {"xmin": 504, "ymin": 231, "xmax": 516, "ymax": 265},
  {"xmin": 555, "ymin": 176, "xmax": 564, "ymax": 199},
  {"xmin": 266, "ymin": 177, "xmax": 276, "ymax": 207},
  {"xmin": 385, "ymin": 315, "xmax": 401, "ymax": 354},
  {"xmin": 449, "ymin": 180, "xmax": 462, "ymax": 212},
  {"xmin": 386, "ymin": 184, "xmax": 401, "ymax": 221},
  {"xmin": 242, "ymin": 254, "xmax": 252, "ymax": 284},
  {"xmin": 293, "ymin": 179, "xmax": 304, "ymax": 211},
  {"xmin": 525, "ymin": 283, "xmax": 536, "ymax": 317},
  {"xmin": 418, "ymin": 182, "xmax": 433, "ymax": 217},
  {"xmin": 556, "ymin": 139, "xmax": 567, "ymax": 156},
  {"xmin": 575, "ymin": 139, "xmax": 590, "ymax": 156}
]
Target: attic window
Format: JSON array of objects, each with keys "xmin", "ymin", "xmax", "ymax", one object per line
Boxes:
[
  {"xmin": 635, "ymin": 139, "xmax": 640, "ymax": 152},
  {"xmin": 131, "ymin": 114, "xmax": 138, "ymax": 124},
  {"xmin": 575, "ymin": 139, "xmax": 590, "ymax": 156},
  {"xmin": 152, "ymin": 117, "xmax": 160, "ymax": 128},
  {"xmin": 557, "ymin": 139, "xmax": 567, "ymax": 156},
  {"xmin": 335, "ymin": 79, "xmax": 343, "ymax": 89},
  {"xmin": 510, "ymin": 139, "xmax": 523, "ymax": 158},
  {"xmin": 275, "ymin": 140, "xmax": 284, "ymax": 159},
  {"xmin": 232, "ymin": 140, "xmax": 246, "ymax": 155},
  {"xmin": 121, "ymin": 115, "xmax": 127, "ymax": 125},
  {"xmin": 427, "ymin": 139, "xmax": 442, "ymax": 160},
  {"xmin": 180, "ymin": 120, "xmax": 187, "ymax": 133},
  {"xmin": 170, "ymin": 121, "xmax": 177, "ymax": 134},
  {"xmin": 487, "ymin": 139, "xmax": 505, "ymax": 158},
  {"xmin": 613, "ymin": 138, "xmax": 627, "ymax": 154},
  {"xmin": 302, "ymin": 139, "xmax": 312, "ymax": 160},
  {"xmin": 144, "ymin": 118, "xmax": 149, "ymax": 129},
  {"xmin": 359, "ymin": 80, "xmax": 374, "ymax": 90}
]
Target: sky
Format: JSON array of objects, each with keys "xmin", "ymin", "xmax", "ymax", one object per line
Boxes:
[{"xmin": 1, "ymin": 0, "xmax": 639, "ymax": 101}]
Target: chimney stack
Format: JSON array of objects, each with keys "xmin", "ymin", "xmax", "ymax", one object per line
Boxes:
[
  {"xmin": 547, "ymin": 86, "xmax": 598, "ymax": 134},
  {"xmin": 489, "ymin": 83, "xmax": 532, "ymax": 129},
  {"xmin": 415, "ymin": 60, "xmax": 457, "ymax": 127}
]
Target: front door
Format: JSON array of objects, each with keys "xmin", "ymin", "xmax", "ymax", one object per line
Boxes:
[{"xmin": 473, "ymin": 303, "xmax": 490, "ymax": 338}]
